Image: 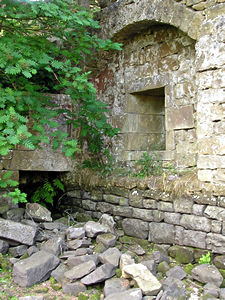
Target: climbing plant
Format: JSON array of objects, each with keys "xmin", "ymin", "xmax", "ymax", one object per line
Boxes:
[{"xmin": 0, "ymin": 0, "xmax": 121, "ymax": 195}]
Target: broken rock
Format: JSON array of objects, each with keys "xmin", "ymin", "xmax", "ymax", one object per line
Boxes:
[
  {"xmin": 13, "ymin": 250, "xmax": 60, "ymax": 287},
  {"xmin": 0, "ymin": 218, "xmax": 37, "ymax": 246}
]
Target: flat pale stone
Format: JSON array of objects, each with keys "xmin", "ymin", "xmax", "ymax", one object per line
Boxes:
[
  {"xmin": 84, "ymin": 221, "xmax": 108, "ymax": 238},
  {"xmin": 123, "ymin": 263, "xmax": 162, "ymax": 296},
  {"xmin": 104, "ymin": 288, "xmax": 143, "ymax": 300}
]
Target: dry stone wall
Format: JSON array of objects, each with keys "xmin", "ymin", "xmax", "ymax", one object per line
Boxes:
[{"xmin": 63, "ymin": 175, "xmax": 225, "ymax": 254}]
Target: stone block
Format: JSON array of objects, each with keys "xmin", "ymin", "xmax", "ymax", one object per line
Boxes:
[
  {"xmin": 149, "ymin": 222, "xmax": 175, "ymax": 244},
  {"xmin": 67, "ymin": 190, "xmax": 81, "ymax": 198},
  {"xmin": 10, "ymin": 149, "xmax": 72, "ymax": 171},
  {"xmin": 122, "ymin": 218, "xmax": 149, "ymax": 239},
  {"xmin": 132, "ymin": 208, "xmax": 154, "ymax": 221},
  {"xmin": 182, "ymin": 229, "xmax": 206, "ymax": 249},
  {"xmin": 103, "ymin": 194, "xmax": 128, "ymax": 206},
  {"xmin": 204, "ymin": 206, "xmax": 225, "ymax": 221},
  {"xmin": 91, "ymin": 190, "xmax": 103, "ymax": 201},
  {"xmin": 113, "ymin": 206, "xmax": 133, "ymax": 217},
  {"xmin": 211, "ymin": 220, "xmax": 222, "ymax": 234},
  {"xmin": 82, "ymin": 200, "xmax": 96, "ymax": 211},
  {"xmin": 214, "ymin": 169, "xmax": 225, "ymax": 182},
  {"xmin": 153, "ymin": 210, "xmax": 164, "ymax": 222},
  {"xmin": 158, "ymin": 201, "xmax": 174, "ymax": 212},
  {"xmin": 96, "ymin": 202, "xmax": 114, "ymax": 214},
  {"xmin": 180, "ymin": 214, "xmax": 211, "ymax": 232},
  {"xmin": 198, "ymin": 170, "xmax": 213, "ymax": 182},
  {"xmin": 143, "ymin": 199, "xmax": 157, "ymax": 209},
  {"xmin": 164, "ymin": 212, "xmax": 181, "ymax": 225},
  {"xmin": 174, "ymin": 198, "xmax": 193, "ymax": 213},
  {"xmin": 207, "ymin": 233, "xmax": 225, "ymax": 254},
  {"xmin": 192, "ymin": 204, "xmax": 206, "ymax": 216},
  {"xmin": 193, "ymin": 195, "xmax": 217, "ymax": 206},
  {"xmin": 166, "ymin": 105, "xmax": 194, "ymax": 130},
  {"xmin": 125, "ymin": 133, "xmax": 165, "ymax": 151}
]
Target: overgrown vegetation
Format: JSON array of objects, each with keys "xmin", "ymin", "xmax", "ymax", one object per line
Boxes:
[
  {"xmin": 134, "ymin": 151, "xmax": 163, "ymax": 177},
  {"xmin": 199, "ymin": 252, "xmax": 211, "ymax": 264},
  {"xmin": 31, "ymin": 178, "xmax": 64, "ymax": 207},
  {"xmin": 0, "ymin": 0, "xmax": 121, "ymax": 201}
]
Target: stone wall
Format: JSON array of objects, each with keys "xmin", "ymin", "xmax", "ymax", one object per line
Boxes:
[
  {"xmin": 62, "ymin": 173, "xmax": 225, "ymax": 254},
  {"xmin": 93, "ymin": 0, "xmax": 225, "ymax": 189}
]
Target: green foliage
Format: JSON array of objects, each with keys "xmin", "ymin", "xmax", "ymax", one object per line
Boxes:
[
  {"xmin": 4, "ymin": 188, "xmax": 27, "ymax": 204},
  {"xmin": 82, "ymin": 152, "xmax": 114, "ymax": 176},
  {"xmin": 134, "ymin": 151, "xmax": 163, "ymax": 178},
  {"xmin": 0, "ymin": 0, "xmax": 121, "ymax": 190},
  {"xmin": 199, "ymin": 251, "xmax": 211, "ymax": 264},
  {"xmin": 31, "ymin": 178, "xmax": 64, "ymax": 206}
]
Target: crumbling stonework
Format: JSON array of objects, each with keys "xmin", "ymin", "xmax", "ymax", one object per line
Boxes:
[{"xmin": 92, "ymin": 0, "xmax": 225, "ymax": 189}]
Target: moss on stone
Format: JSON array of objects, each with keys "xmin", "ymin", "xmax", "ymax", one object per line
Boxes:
[
  {"xmin": 219, "ymin": 269, "xmax": 225, "ymax": 279},
  {"xmin": 184, "ymin": 263, "xmax": 195, "ymax": 275},
  {"xmin": 76, "ymin": 213, "xmax": 93, "ymax": 223},
  {"xmin": 158, "ymin": 261, "xmax": 170, "ymax": 274},
  {"xmin": 115, "ymin": 268, "xmax": 122, "ymax": 278}
]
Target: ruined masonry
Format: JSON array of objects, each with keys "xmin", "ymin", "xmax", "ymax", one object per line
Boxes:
[{"xmin": 1, "ymin": 0, "xmax": 225, "ymax": 253}]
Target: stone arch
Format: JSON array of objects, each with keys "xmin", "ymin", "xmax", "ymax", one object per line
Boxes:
[{"xmin": 100, "ymin": 0, "xmax": 203, "ymax": 41}]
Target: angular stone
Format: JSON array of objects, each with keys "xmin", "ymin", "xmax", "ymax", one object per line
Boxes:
[
  {"xmin": 191, "ymin": 264, "xmax": 223, "ymax": 287},
  {"xmin": 123, "ymin": 263, "xmax": 162, "ymax": 296},
  {"xmin": 214, "ymin": 255, "xmax": 225, "ymax": 269},
  {"xmin": 104, "ymin": 288, "xmax": 143, "ymax": 300},
  {"xmin": 66, "ymin": 254, "xmax": 99, "ymax": 268},
  {"xmin": 183, "ymin": 229, "xmax": 206, "ymax": 249},
  {"xmin": 129, "ymin": 244, "xmax": 145, "ymax": 256},
  {"xmin": 147, "ymin": 251, "xmax": 170, "ymax": 264},
  {"xmin": 66, "ymin": 227, "xmax": 85, "ymax": 239},
  {"xmin": 140, "ymin": 260, "xmax": 157, "ymax": 275},
  {"xmin": 96, "ymin": 233, "xmax": 117, "ymax": 248},
  {"xmin": 166, "ymin": 266, "xmax": 186, "ymax": 280},
  {"xmin": 161, "ymin": 277, "xmax": 186, "ymax": 300},
  {"xmin": 27, "ymin": 246, "xmax": 39, "ymax": 256},
  {"xmin": 174, "ymin": 198, "xmax": 193, "ymax": 213},
  {"xmin": 204, "ymin": 206, "xmax": 225, "ymax": 221},
  {"xmin": 9, "ymin": 245, "xmax": 27, "ymax": 258},
  {"xmin": 122, "ymin": 218, "xmax": 148, "ymax": 239},
  {"xmin": 104, "ymin": 278, "xmax": 130, "ymax": 297},
  {"xmin": 99, "ymin": 247, "xmax": 122, "ymax": 267},
  {"xmin": 40, "ymin": 235, "xmax": 66, "ymax": 256},
  {"xmin": 120, "ymin": 253, "xmax": 135, "ymax": 277},
  {"xmin": 81, "ymin": 263, "xmax": 116, "ymax": 285},
  {"xmin": 41, "ymin": 222, "xmax": 67, "ymax": 231},
  {"xmin": 167, "ymin": 105, "xmax": 194, "ymax": 130},
  {"xmin": 13, "ymin": 250, "xmax": 60, "ymax": 287},
  {"xmin": 0, "ymin": 218, "xmax": 37, "ymax": 246},
  {"xmin": 206, "ymin": 233, "xmax": 225, "ymax": 254},
  {"xmin": 0, "ymin": 239, "xmax": 9, "ymax": 254},
  {"xmin": 51, "ymin": 263, "xmax": 68, "ymax": 282},
  {"xmin": 25, "ymin": 203, "xmax": 52, "ymax": 222},
  {"xmin": 62, "ymin": 281, "xmax": 86, "ymax": 296},
  {"xmin": 164, "ymin": 212, "xmax": 181, "ymax": 225},
  {"xmin": 132, "ymin": 208, "xmax": 153, "ymax": 221},
  {"xmin": 149, "ymin": 223, "xmax": 175, "ymax": 244},
  {"xmin": 180, "ymin": 214, "xmax": 211, "ymax": 232},
  {"xmin": 67, "ymin": 238, "xmax": 91, "ymax": 250},
  {"xmin": 84, "ymin": 221, "xmax": 108, "ymax": 238},
  {"xmin": 99, "ymin": 214, "xmax": 116, "ymax": 234},
  {"xmin": 3, "ymin": 208, "xmax": 25, "ymax": 222},
  {"xmin": 64, "ymin": 260, "xmax": 96, "ymax": 281}
]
